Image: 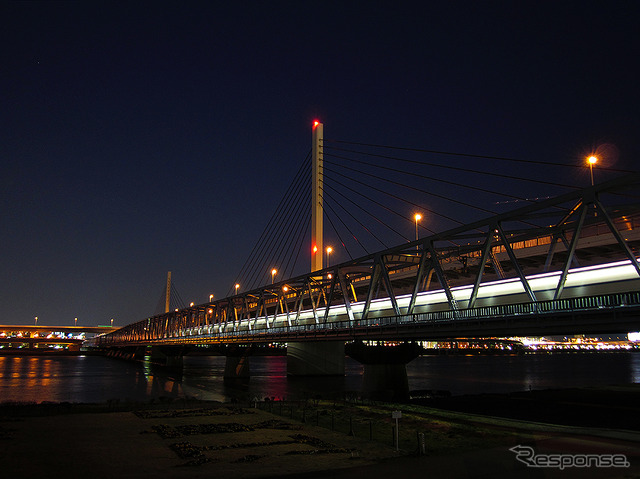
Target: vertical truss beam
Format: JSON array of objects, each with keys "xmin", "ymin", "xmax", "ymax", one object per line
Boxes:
[
  {"xmin": 468, "ymin": 229, "xmax": 495, "ymax": 309},
  {"xmin": 427, "ymin": 242, "xmax": 458, "ymax": 311},
  {"xmin": 293, "ymin": 286, "xmax": 305, "ymax": 325},
  {"xmin": 595, "ymin": 198, "xmax": 640, "ymax": 277},
  {"xmin": 337, "ymin": 269, "xmax": 355, "ymax": 322},
  {"xmin": 379, "ymin": 257, "xmax": 400, "ymax": 316},
  {"xmin": 323, "ymin": 272, "xmax": 338, "ymax": 323},
  {"xmin": 544, "ymin": 232, "xmax": 580, "ymax": 272},
  {"xmin": 496, "ymin": 223, "xmax": 537, "ymax": 303},
  {"xmin": 554, "ymin": 204, "xmax": 587, "ymax": 299},
  {"xmin": 407, "ymin": 250, "xmax": 431, "ymax": 315},
  {"xmin": 307, "ymin": 279, "xmax": 319, "ymax": 324},
  {"xmin": 361, "ymin": 258, "xmax": 382, "ymax": 321},
  {"xmin": 271, "ymin": 292, "xmax": 280, "ymax": 327}
]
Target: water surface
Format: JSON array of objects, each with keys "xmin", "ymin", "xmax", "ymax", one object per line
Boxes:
[{"xmin": 0, "ymin": 352, "xmax": 638, "ymax": 404}]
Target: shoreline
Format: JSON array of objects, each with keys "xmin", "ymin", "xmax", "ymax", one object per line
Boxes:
[{"xmin": 2, "ymin": 381, "xmax": 639, "ymax": 430}]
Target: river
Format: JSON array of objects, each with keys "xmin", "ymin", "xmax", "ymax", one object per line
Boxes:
[{"xmin": 0, "ymin": 352, "xmax": 638, "ymax": 404}]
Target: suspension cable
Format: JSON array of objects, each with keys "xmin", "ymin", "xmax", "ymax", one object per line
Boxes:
[{"xmin": 324, "ymin": 139, "xmax": 636, "ymax": 174}]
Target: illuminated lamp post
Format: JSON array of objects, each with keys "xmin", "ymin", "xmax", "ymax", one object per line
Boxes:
[
  {"xmin": 235, "ymin": 283, "xmax": 240, "ymax": 294},
  {"xmin": 271, "ymin": 268, "xmax": 277, "ymax": 284},
  {"xmin": 587, "ymin": 155, "xmax": 598, "ymax": 186},
  {"xmin": 414, "ymin": 213, "xmax": 422, "ymax": 251}
]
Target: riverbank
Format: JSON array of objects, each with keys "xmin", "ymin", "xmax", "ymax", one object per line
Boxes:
[{"xmin": 1, "ymin": 387, "xmax": 639, "ymax": 479}]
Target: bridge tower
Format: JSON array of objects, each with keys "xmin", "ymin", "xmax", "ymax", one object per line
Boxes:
[
  {"xmin": 286, "ymin": 121, "xmax": 345, "ymax": 377},
  {"xmin": 311, "ymin": 120, "xmax": 323, "ymax": 272},
  {"xmin": 165, "ymin": 271, "xmax": 171, "ymax": 314}
]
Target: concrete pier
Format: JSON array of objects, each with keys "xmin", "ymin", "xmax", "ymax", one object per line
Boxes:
[
  {"xmin": 224, "ymin": 348, "xmax": 251, "ymax": 381},
  {"xmin": 223, "ymin": 346, "xmax": 252, "ymax": 380},
  {"xmin": 149, "ymin": 346, "xmax": 184, "ymax": 368},
  {"xmin": 107, "ymin": 346, "xmax": 146, "ymax": 362},
  {"xmin": 346, "ymin": 341, "xmax": 421, "ymax": 400}
]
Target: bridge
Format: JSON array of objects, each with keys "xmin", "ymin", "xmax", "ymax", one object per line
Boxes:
[
  {"xmin": 93, "ymin": 123, "xmax": 640, "ymax": 398},
  {"xmin": 1, "ymin": 325, "xmax": 118, "ymax": 352}
]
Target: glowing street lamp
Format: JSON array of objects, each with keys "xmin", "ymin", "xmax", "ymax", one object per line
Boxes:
[
  {"xmin": 110, "ymin": 318, "xmax": 114, "ymax": 327},
  {"xmin": 587, "ymin": 155, "xmax": 598, "ymax": 186},
  {"xmin": 326, "ymin": 246, "xmax": 333, "ymax": 268},
  {"xmin": 414, "ymin": 213, "xmax": 422, "ymax": 251},
  {"xmin": 209, "ymin": 294, "xmax": 214, "ymax": 302},
  {"xmin": 271, "ymin": 268, "xmax": 277, "ymax": 284},
  {"xmin": 235, "ymin": 283, "xmax": 240, "ymax": 294},
  {"xmin": 74, "ymin": 317, "xmax": 77, "ymax": 326},
  {"xmin": 35, "ymin": 316, "xmax": 38, "ymax": 326}
]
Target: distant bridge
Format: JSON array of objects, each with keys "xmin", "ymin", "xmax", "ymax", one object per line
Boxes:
[{"xmin": 0, "ymin": 325, "xmax": 118, "ymax": 352}]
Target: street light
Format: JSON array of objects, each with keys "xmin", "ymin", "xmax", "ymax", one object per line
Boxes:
[
  {"xmin": 271, "ymin": 268, "xmax": 277, "ymax": 284},
  {"xmin": 326, "ymin": 246, "xmax": 333, "ymax": 268},
  {"xmin": 35, "ymin": 316, "xmax": 38, "ymax": 326},
  {"xmin": 74, "ymin": 317, "xmax": 77, "ymax": 326},
  {"xmin": 414, "ymin": 213, "xmax": 422, "ymax": 251},
  {"xmin": 209, "ymin": 294, "xmax": 214, "ymax": 302},
  {"xmin": 110, "ymin": 318, "xmax": 114, "ymax": 327},
  {"xmin": 587, "ymin": 155, "xmax": 598, "ymax": 186},
  {"xmin": 235, "ymin": 283, "xmax": 240, "ymax": 294}
]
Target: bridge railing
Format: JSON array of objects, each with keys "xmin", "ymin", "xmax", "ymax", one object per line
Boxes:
[{"xmin": 98, "ymin": 291, "xmax": 640, "ymax": 346}]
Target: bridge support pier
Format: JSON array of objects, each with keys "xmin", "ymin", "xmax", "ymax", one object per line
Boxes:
[
  {"xmin": 346, "ymin": 341, "xmax": 421, "ymax": 401},
  {"xmin": 287, "ymin": 341, "xmax": 345, "ymax": 376},
  {"xmin": 223, "ymin": 346, "xmax": 251, "ymax": 381},
  {"xmin": 149, "ymin": 346, "xmax": 184, "ymax": 368},
  {"xmin": 107, "ymin": 346, "xmax": 146, "ymax": 361}
]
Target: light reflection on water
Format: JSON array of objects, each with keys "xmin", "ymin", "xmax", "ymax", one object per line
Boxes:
[{"xmin": 0, "ymin": 352, "xmax": 638, "ymax": 404}]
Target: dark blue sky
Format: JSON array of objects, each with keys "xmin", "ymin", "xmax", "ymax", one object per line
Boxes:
[{"xmin": 2, "ymin": 1, "xmax": 639, "ymax": 326}]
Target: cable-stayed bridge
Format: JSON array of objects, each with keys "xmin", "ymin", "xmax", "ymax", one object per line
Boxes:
[{"xmin": 94, "ymin": 123, "xmax": 640, "ymax": 396}]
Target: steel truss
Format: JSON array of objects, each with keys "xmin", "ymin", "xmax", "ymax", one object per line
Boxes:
[{"xmin": 99, "ymin": 174, "xmax": 640, "ymax": 345}]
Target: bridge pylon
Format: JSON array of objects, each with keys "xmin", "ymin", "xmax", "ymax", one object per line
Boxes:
[
  {"xmin": 311, "ymin": 120, "xmax": 324, "ymax": 272},
  {"xmin": 285, "ymin": 121, "xmax": 346, "ymax": 377}
]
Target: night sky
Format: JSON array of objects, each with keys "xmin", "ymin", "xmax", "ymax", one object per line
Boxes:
[{"xmin": 2, "ymin": 1, "xmax": 639, "ymax": 327}]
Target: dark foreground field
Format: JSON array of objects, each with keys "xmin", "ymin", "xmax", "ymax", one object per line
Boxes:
[{"xmin": 1, "ymin": 386, "xmax": 639, "ymax": 479}]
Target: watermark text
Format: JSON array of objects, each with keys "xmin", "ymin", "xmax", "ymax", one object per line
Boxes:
[{"xmin": 510, "ymin": 445, "xmax": 630, "ymax": 470}]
